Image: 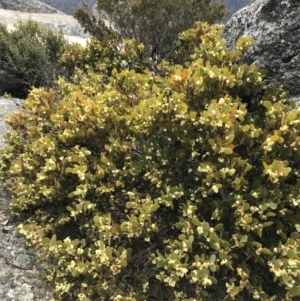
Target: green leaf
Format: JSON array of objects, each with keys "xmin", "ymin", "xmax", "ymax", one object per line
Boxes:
[
  {"xmin": 261, "ymin": 248, "xmax": 272, "ymax": 255},
  {"xmin": 244, "ymin": 216, "xmax": 252, "ymax": 224},
  {"xmin": 252, "ymin": 241, "xmax": 262, "ymax": 248},
  {"xmin": 94, "ymin": 216, "xmax": 100, "ymax": 224},
  {"xmin": 42, "ymin": 238, "xmax": 51, "ymax": 245},
  {"xmin": 188, "ymin": 235, "xmax": 194, "ymax": 243},
  {"xmin": 263, "ymin": 101, "xmax": 272, "ymax": 109},
  {"xmin": 105, "ymin": 246, "xmax": 113, "ymax": 259},
  {"xmin": 282, "ymin": 274, "xmax": 289, "ymax": 284},
  {"xmin": 273, "ymin": 259, "xmax": 283, "ymax": 269},
  {"xmin": 214, "ymin": 223, "xmax": 223, "ymax": 231},
  {"xmin": 209, "ymin": 276, "xmax": 217, "ymax": 284},
  {"xmin": 120, "ymin": 260, "xmax": 127, "ymax": 267},
  {"xmin": 269, "ymin": 202, "xmax": 277, "ymax": 210},
  {"xmin": 125, "ymin": 202, "xmax": 134, "ymax": 209},
  {"xmin": 210, "ymin": 234, "xmax": 219, "ymax": 243},
  {"xmin": 232, "ymin": 286, "xmax": 239, "ymax": 296},
  {"xmin": 210, "ymin": 254, "xmax": 216, "ymax": 263},
  {"xmin": 71, "ymin": 270, "xmax": 79, "ymax": 277},
  {"xmin": 240, "ymin": 235, "xmax": 248, "ymax": 243},
  {"xmin": 243, "ymin": 203, "xmax": 250, "ymax": 211},
  {"xmin": 192, "ymin": 217, "xmax": 200, "ymax": 226},
  {"xmin": 65, "ymin": 167, "xmax": 73, "ymax": 174},
  {"xmin": 208, "ymin": 139, "xmax": 215, "ymax": 146},
  {"xmin": 266, "ymin": 212, "xmax": 276, "ymax": 217},
  {"xmin": 262, "ymin": 221, "xmax": 273, "ymax": 227},
  {"xmin": 291, "ymin": 232, "xmax": 300, "ymax": 240},
  {"xmin": 257, "ymin": 228, "xmax": 262, "ymax": 237},
  {"xmin": 226, "ymin": 261, "xmax": 234, "ymax": 270},
  {"xmin": 224, "ymin": 147, "xmax": 233, "ymax": 155},
  {"xmin": 66, "ymin": 206, "xmax": 73, "ymax": 212},
  {"xmin": 289, "ymin": 286, "xmax": 300, "ymax": 297},
  {"xmin": 120, "ymin": 223, "xmax": 128, "ymax": 232},
  {"xmin": 178, "ymin": 234, "xmax": 186, "ymax": 241},
  {"xmin": 51, "ymin": 235, "xmax": 57, "ymax": 243},
  {"xmin": 287, "ymin": 249, "xmax": 297, "ymax": 259},
  {"xmin": 198, "ymin": 269, "xmax": 208, "ymax": 278},
  {"xmin": 101, "ymin": 157, "xmax": 109, "ymax": 164}
]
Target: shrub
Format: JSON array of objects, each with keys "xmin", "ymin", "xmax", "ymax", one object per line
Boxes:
[
  {"xmin": 74, "ymin": 0, "xmax": 228, "ymax": 61},
  {"xmin": 58, "ymin": 34, "xmax": 146, "ymax": 82},
  {"xmin": 1, "ymin": 22, "xmax": 300, "ymax": 301},
  {"xmin": 0, "ymin": 19, "xmax": 68, "ymax": 98}
]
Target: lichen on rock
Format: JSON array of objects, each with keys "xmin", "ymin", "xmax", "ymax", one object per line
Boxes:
[{"xmin": 223, "ymin": 0, "xmax": 300, "ymax": 101}]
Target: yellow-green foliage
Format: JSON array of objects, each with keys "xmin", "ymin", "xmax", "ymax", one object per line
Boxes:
[
  {"xmin": 58, "ymin": 33, "xmax": 146, "ymax": 81},
  {"xmin": 0, "ymin": 19, "xmax": 67, "ymax": 98},
  {"xmin": 1, "ymin": 22, "xmax": 300, "ymax": 301}
]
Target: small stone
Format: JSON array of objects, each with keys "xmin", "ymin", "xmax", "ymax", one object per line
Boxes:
[{"xmin": 2, "ymin": 225, "xmax": 14, "ymax": 233}]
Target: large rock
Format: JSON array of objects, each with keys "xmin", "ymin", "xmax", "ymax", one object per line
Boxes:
[
  {"xmin": 0, "ymin": 8, "xmax": 90, "ymax": 45},
  {"xmin": 223, "ymin": 0, "xmax": 300, "ymax": 102},
  {"xmin": 0, "ymin": 0, "xmax": 63, "ymax": 14}
]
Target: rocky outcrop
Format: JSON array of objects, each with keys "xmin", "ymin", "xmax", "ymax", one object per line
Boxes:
[
  {"xmin": 223, "ymin": 0, "xmax": 300, "ymax": 102},
  {"xmin": 0, "ymin": 8, "xmax": 90, "ymax": 45},
  {"xmin": 39, "ymin": 0, "xmax": 96, "ymax": 15},
  {"xmin": 0, "ymin": 0, "xmax": 63, "ymax": 14},
  {"xmin": 8, "ymin": 9, "xmax": 86, "ymax": 35},
  {"xmin": 0, "ymin": 0, "xmax": 91, "ymax": 45}
]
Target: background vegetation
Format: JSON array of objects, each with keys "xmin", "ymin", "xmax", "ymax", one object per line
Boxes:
[
  {"xmin": 39, "ymin": 0, "xmax": 250, "ymax": 19},
  {"xmin": 218, "ymin": 0, "xmax": 250, "ymax": 20},
  {"xmin": 74, "ymin": 0, "xmax": 229, "ymax": 62},
  {"xmin": 0, "ymin": 19, "xmax": 68, "ymax": 98}
]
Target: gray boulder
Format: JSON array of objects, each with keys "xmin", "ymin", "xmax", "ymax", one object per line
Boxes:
[
  {"xmin": 0, "ymin": 0, "xmax": 63, "ymax": 14},
  {"xmin": 223, "ymin": 0, "xmax": 300, "ymax": 102}
]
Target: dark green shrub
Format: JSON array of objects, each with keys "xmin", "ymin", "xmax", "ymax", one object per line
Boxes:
[
  {"xmin": 74, "ymin": 0, "xmax": 228, "ymax": 61},
  {"xmin": 0, "ymin": 19, "xmax": 68, "ymax": 98},
  {"xmin": 1, "ymin": 22, "xmax": 300, "ymax": 301}
]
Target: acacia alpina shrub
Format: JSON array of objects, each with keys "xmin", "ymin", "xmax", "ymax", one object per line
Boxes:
[
  {"xmin": 0, "ymin": 19, "xmax": 67, "ymax": 98},
  {"xmin": 58, "ymin": 34, "xmax": 146, "ymax": 82},
  {"xmin": 1, "ymin": 22, "xmax": 300, "ymax": 301}
]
